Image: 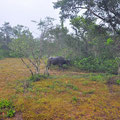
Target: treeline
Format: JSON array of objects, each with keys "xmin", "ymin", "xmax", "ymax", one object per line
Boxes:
[
  {"xmin": 53, "ymin": 0, "xmax": 120, "ymax": 74},
  {"xmin": 0, "ymin": 0, "xmax": 120, "ymax": 74},
  {"xmin": 0, "ymin": 19, "xmax": 70, "ymax": 58}
]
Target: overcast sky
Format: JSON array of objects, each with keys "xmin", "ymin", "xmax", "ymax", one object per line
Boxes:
[{"xmin": 0, "ymin": 0, "xmax": 60, "ymax": 37}]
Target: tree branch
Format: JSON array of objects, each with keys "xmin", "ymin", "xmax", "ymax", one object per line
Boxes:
[{"xmin": 20, "ymin": 58, "xmax": 34, "ymax": 76}]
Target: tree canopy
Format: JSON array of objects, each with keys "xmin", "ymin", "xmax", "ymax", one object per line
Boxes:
[{"xmin": 54, "ymin": 0, "xmax": 120, "ymax": 34}]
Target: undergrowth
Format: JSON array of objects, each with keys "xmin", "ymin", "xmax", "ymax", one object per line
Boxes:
[
  {"xmin": 0, "ymin": 99, "xmax": 15, "ymax": 119},
  {"xmin": 1, "ymin": 58, "xmax": 120, "ymax": 120},
  {"xmin": 29, "ymin": 74, "xmax": 48, "ymax": 82}
]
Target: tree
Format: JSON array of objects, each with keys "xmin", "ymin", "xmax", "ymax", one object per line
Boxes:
[
  {"xmin": 54, "ymin": 0, "xmax": 120, "ymax": 34},
  {"xmin": 0, "ymin": 22, "xmax": 13, "ymax": 57},
  {"xmin": 0, "ymin": 22, "xmax": 13, "ymax": 46},
  {"xmin": 48, "ymin": 25, "xmax": 70, "ymax": 57},
  {"xmin": 10, "ymin": 25, "xmax": 49, "ymax": 76},
  {"xmin": 34, "ymin": 17, "xmax": 70, "ymax": 57},
  {"xmin": 68, "ymin": 16, "xmax": 113, "ymax": 58},
  {"xmin": 53, "ymin": 1, "xmax": 120, "ymax": 74}
]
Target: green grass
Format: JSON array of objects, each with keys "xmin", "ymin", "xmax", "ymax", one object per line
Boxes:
[{"xmin": 89, "ymin": 74, "xmax": 107, "ymax": 82}]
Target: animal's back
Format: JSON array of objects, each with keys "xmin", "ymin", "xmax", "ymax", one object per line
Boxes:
[{"xmin": 47, "ymin": 56, "xmax": 69, "ymax": 69}]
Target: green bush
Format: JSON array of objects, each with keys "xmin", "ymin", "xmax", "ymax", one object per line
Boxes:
[
  {"xmin": 116, "ymin": 80, "xmax": 120, "ymax": 85},
  {"xmin": 74, "ymin": 56, "xmax": 99, "ymax": 72},
  {"xmin": 0, "ymin": 49, "xmax": 10, "ymax": 59},
  {"xmin": 73, "ymin": 57, "xmax": 118, "ymax": 74},
  {"xmin": 29, "ymin": 74, "xmax": 48, "ymax": 82},
  {"xmin": 0, "ymin": 99, "xmax": 11, "ymax": 109},
  {"xmin": 102, "ymin": 59, "xmax": 118, "ymax": 74},
  {"xmin": 72, "ymin": 96, "xmax": 78, "ymax": 102},
  {"xmin": 7, "ymin": 109, "xmax": 15, "ymax": 117},
  {"xmin": 0, "ymin": 99, "xmax": 15, "ymax": 118}
]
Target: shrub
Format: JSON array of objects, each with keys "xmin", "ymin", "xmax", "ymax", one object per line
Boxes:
[
  {"xmin": 73, "ymin": 56, "xmax": 99, "ymax": 72},
  {"xmin": 72, "ymin": 96, "xmax": 78, "ymax": 102},
  {"xmin": 0, "ymin": 49, "xmax": 10, "ymax": 59},
  {"xmin": 0, "ymin": 99, "xmax": 11, "ymax": 109},
  {"xmin": 102, "ymin": 59, "xmax": 118, "ymax": 74},
  {"xmin": 0, "ymin": 99, "xmax": 15, "ymax": 118},
  {"xmin": 73, "ymin": 57, "xmax": 118, "ymax": 74},
  {"xmin": 29, "ymin": 74, "xmax": 48, "ymax": 82},
  {"xmin": 116, "ymin": 80, "xmax": 120, "ymax": 85},
  {"xmin": 7, "ymin": 109, "xmax": 15, "ymax": 117}
]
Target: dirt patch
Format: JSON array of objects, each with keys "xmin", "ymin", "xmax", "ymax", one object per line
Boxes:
[
  {"xmin": 106, "ymin": 76, "xmax": 120, "ymax": 85},
  {"xmin": 106, "ymin": 76, "xmax": 120, "ymax": 93}
]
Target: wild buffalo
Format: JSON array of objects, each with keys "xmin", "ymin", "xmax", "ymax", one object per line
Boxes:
[{"xmin": 47, "ymin": 56, "xmax": 70, "ymax": 69}]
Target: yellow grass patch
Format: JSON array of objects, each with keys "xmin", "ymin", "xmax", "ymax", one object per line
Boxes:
[{"xmin": 0, "ymin": 58, "xmax": 120, "ymax": 120}]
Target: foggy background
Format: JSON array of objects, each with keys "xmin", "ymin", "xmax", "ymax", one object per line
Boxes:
[{"xmin": 0, "ymin": 0, "xmax": 60, "ymax": 37}]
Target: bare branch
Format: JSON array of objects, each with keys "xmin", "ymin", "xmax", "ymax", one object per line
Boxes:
[{"xmin": 20, "ymin": 58, "xmax": 34, "ymax": 76}]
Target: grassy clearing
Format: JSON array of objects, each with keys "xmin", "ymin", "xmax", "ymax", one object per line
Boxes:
[{"xmin": 0, "ymin": 58, "xmax": 120, "ymax": 120}]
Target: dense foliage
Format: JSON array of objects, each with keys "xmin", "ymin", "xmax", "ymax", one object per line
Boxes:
[
  {"xmin": 54, "ymin": 0, "xmax": 120, "ymax": 34},
  {"xmin": 0, "ymin": 0, "xmax": 120, "ymax": 74},
  {"xmin": 53, "ymin": 0, "xmax": 120, "ymax": 74},
  {"xmin": 74, "ymin": 57, "xmax": 118, "ymax": 74}
]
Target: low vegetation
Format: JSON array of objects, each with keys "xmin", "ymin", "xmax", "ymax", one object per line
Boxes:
[
  {"xmin": 0, "ymin": 99, "xmax": 15, "ymax": 119},
  {"xmin": 0, "ymin": 58, "xmax": 120, "ymax": 120},
  {"xmin": 0, "ymin": 0, "xmax": 120, "ymax": 119}
]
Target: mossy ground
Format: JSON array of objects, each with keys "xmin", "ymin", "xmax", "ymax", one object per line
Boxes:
[{"xmin": 0, "ymin": 58, "xmax": 120, "ymax": 120}]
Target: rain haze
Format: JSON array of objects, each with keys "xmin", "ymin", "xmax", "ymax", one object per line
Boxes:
[
  {"xmin": 0, "ymin": 0, "xmax": 60, "ymax": 37},
  {"xmin": 0, "ymin": 0, "xmax": 120, "ymax": 119}
]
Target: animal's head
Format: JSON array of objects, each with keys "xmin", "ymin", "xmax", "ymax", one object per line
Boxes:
[{"xmin": 66, "ymin": 59, "xmax": 71, "ymax": 65}]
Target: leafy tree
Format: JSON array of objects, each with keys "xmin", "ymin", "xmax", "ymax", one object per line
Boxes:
[
  {"xmin": 34, "ymin": 17, "xmax": 71, "ymax": 58},
  {"xmin": 69, "ymin": 16, "xmax": 114, "ymax": 58},
  {"xmin": 0, "ymin": 22, "xmax": 13, "ymax": 57},
  {"xmin": 49, "ymin": 25, "xmax": 70, "ymax": 57},
  {"xmin": 54, "ymin": 0, "xmax": 120, "ymax": 34},
  {"xmin": 0, "ymin": 22, "xmax": 13, "ymax": 47},
  {"xmin": 10, "ymin": 25, "xmax": 49, "ymax": 76}
]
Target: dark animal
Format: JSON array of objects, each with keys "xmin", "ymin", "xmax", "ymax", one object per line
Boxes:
[{"xmin": 47, "ymin": 56, "xmax": 70, "ymax": 69}]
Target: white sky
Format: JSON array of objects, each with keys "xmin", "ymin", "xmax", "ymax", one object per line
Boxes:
[{"xmin": 0, "ymin": 0, "xmax": 60, "ymax": 37}]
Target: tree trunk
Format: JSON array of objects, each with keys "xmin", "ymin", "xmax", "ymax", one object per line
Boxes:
[
  {"xmin": 20, "ymin": 58, "xmax": 34, "ymax": 76},
  {"xmin": 44, "ymin": 66, "xmax": 49, "ymax": 76}
]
